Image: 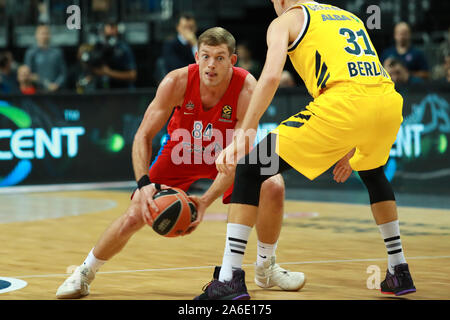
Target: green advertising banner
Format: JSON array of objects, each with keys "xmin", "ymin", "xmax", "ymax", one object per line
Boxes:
[{"xmin": 1, "ymin": 85, "xmax": 449, "ymax": 195}]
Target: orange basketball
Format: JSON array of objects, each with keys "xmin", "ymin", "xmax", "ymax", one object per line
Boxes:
[{"xmin": 149, "ymin": 188, "xmax": 197, "ymax": 237}]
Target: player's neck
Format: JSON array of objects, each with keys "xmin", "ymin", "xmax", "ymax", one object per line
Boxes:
[
  {"xmin": 293, "ymin": 0, "xmax": 316, "ymax": 5},
  {"xmin": 199, "ymin": 68, "xmax": 233, "ymax": 109},
  {"xmin": 283, "ymin": 0, "xmax": 315, "ymax": 14}
]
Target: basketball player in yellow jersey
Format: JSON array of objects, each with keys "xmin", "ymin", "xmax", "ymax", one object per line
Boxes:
[{"xmin": 195, "ymin": 1, "xmax": 416, "ymax": 299}]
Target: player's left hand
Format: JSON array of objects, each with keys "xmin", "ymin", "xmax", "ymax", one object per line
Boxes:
[
  {"xmin": 216, "ymin": 132, "xmax": 253, "ymax": 175},
  {"xmin": 215, "ymin": 142, "xmax": 238, "ymax": 176},
  {"xmin": 333, "ymin": 148, "xmax": 356, "ymax": 183},
  {"xmin": 182, "ymin": 195, "xmax": 207, "ymax": 235},
  {"xmin": 137, "ymin": 183, "xmax": 170, "ymax": 226}
]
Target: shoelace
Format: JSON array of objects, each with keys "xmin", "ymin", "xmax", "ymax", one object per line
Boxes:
[
  {"xmin": 261, "ymin": 264, "xmax": 290, "ymax": 286},
  {"xmin": 202, "ymin": 280, "xmax": 233, "ymax": 297},
  {"xmin": 266, "ymin": 264, "xmax": 290, "ymax": 279}
]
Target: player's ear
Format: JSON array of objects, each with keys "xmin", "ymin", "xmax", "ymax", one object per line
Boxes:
[
  {"xmin": 195, "ymin": 51, "xmax": 199, "ymax": 64},
  {"xmin": 230, "ymin": 53, "xmax": 237, "ymax": 66}
]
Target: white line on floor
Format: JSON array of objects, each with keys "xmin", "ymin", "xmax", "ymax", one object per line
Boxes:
[{"xmin": 10, "ymin": 255, "xmax": 450, "ymax": 279}]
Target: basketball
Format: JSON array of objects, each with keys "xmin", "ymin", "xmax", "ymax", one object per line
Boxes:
[{"xmin": 149, "ymin": 188, "xmax": 198, "ymax": 237}]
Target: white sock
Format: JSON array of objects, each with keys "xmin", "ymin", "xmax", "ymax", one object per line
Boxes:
[
  {"xmin": 218, "ymin": 223, "xmax": 252, "ymax": 282},
  {"xmin": 378, "ymin": 220, "xmax": 406, "ymax": 274},
  {"xmin": 256, "ymin": 240, "xmax": 277, "ymax": 266},
  {"xmin": 82, "ymin": 248, "xmax": 106, "ymax": 273}
]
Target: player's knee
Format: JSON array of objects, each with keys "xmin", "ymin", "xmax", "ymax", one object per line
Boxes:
[
  {"xmin": 119, "ymin": 206, "xmax": 144, "ymax": 236},
  {"xmin": 358, "ymin": 167, "xmax": 395, "ymax": 204},
  {"xmin": 261, "ymin": 174, "xmax": 285, "ymax": 201},
  {"xmin": 232, "ymin": 162, "xmax": 265, "ymax": 206},
  {"xmin": 235, "ymin": 161, "xmax": 264, "ymax": 190}
]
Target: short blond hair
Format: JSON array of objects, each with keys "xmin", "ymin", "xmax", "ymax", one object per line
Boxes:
[{"xmin": 198, "ymin": 27, "xmax": 236, "ymax": 56}]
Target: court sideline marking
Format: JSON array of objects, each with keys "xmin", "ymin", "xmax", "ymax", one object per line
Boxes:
[{"xmin": 9, "ymin": 255, "xmax": 450, "ymax": 279}]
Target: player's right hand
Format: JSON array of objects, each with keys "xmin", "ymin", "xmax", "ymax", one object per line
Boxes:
[
  {"xmin": 183, "ymin": 195, "xmax": 207, "ymax": 236},
  {"xmin": 215, "ymin": 145, "xmax": 237, "ymax": 176},
  {"xmin": 136, "ymin": 183, "xmax": 169, "ymax": 226},
  {"xmin": 333, "ymin": 148, "xmax": 356, "ymax": 183}
]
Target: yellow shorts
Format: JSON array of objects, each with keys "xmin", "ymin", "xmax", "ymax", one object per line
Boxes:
[{"xmin": 271, "ymin": 83, "xmax": 403, "ymax": 180}]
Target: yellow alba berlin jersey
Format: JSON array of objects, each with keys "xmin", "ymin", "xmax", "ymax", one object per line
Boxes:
[
  {"xmin": 287, "ymin": 2, "xmax": 393, "ymax": 98},
  {"xmin": 272, "ymin": 2, "xmax": 403, "ymax": 180}
]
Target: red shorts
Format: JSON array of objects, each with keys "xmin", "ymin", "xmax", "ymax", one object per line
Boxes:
[{"xmin": 148, "ymin": 151, "xmax": 234, "ymax": 204}]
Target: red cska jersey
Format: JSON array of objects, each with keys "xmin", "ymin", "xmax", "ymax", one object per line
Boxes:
[{"xmin": 149, "ymin": 64, "xmax": 249, "ymax": 202}]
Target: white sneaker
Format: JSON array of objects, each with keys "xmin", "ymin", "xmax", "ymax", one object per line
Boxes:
[
  {"xmin": 254, "ymin": 256, "xmax": 306, "ymax": 291},
  {"xmin": 56, "ymin": 265, "xmax": 95, "ymax": 299}
]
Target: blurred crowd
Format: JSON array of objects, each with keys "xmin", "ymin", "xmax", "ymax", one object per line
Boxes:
[
  {"xmin": 0, "ymin": 19, "xmax": 137, "ymax": 95},
  {"xmin": 1, "ymin": 14, "xmax": 449, "ymax": 96}
]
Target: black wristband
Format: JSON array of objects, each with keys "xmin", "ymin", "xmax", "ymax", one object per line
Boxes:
[{"xmin": 137, "ymin": 175, "xmax": 151, "ymax": 189}]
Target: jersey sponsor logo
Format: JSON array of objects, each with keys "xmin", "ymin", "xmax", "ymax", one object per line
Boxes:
[
  {"xmin": 321, "ymin": 14, "xmax": 352, "ymax": 22},
  {"xmin": 306, "ymin": 4, "xmax": 343, "ymax": 12},
  {"xmin": 221, "ymin": 105, "xmax": 233, "ymax": 120},
  {"xmin": 185, "ymin": 101, "xmax": 195, "ymax": 111}
]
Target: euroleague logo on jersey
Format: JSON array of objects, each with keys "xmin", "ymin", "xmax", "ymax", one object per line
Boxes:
[{"xmin": 221, "ymin": 105, "xmax": 232, "ymax": 120}]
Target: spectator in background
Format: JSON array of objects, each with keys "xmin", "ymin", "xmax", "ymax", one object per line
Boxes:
[
  {"xmin": 162, "ymin": 12, "xmax": 198, "ymax": 73},
  {"xmin": 438, "ymin": 27, "xmax": 450, "ymax": 61},
  {"xmin": 24, "ymin": 24, "xmax": 67, "ymax": 92},
  {"xmin": 279, "ymin": 70, "xmax": 296, "ymax": 88},
  {"xmin": 92, "ymin": 19, "xmax": 137, "ymax": 89},
  {"xmin": 17, "ymin": 65, "xmax": 37, "ymax": 95},
  {"xmin": 236, "ymin": 42, "xmax": 262, "ymax": 78},
  {"xmin": 381, "ymin": 22, "xmax": 430, "ymax": 80},
  {"xmin": 67, "ymin": 44, "xmax": 104, "ymax": 94},
  {"xmin": 0, "ymin": 51, "xmax": 20, "ymax": 94},
  {"xmin": 433, "ymin": 27, "xmax": 450, "ymax": 80},
  {"xmin": 440, "ymin": 54, "xmax": 450, "ymax": 84},
  {"xmin": 383, "ymin": 57, "xmax": 424, "ymax": 85}
]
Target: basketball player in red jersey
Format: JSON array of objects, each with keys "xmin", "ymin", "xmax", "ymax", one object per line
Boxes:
[{"xmin": 56, "ymin": 27, "xmax": 305, "ymax": 299}]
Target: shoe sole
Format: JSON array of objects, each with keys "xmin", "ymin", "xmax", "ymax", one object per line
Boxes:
[
  {"xmin": 395, "ymin": 288, "xmax": 416, "ymax": 296},
  {"xmin": 380, "ymin": 290, "xmax": 395, "ymax": 295},
  {"xmin": 56, "ymin": 283, "xmax": 90, "ymax": 299},
  {"xmin": 380, "ymin": 288, "xmax": 416, "ymax": 296},
  {"xmin": 56, "ymin": 291, "xmax": 88, "ymax": 299},
  {"xmin": 194, "ymin": 293, "xmax": 250, "ymax": 301},
  {"xmin": 232, "ymin": 293, "xmax": 250, "ymax": 300}
]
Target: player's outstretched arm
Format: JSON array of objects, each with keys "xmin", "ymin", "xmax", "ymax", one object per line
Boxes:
[
  {"xmin": 216, "ymin": 14, "xmax": 296, "ymax": 174},
  {"xmin": 238, "ymin": 17, "xmax": 291, "ymax": 132}
]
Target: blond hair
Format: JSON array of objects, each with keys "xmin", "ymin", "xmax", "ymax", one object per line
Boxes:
[{"xmin": 198, "ymin": 27, "xmax": 236, "ymax": 56}]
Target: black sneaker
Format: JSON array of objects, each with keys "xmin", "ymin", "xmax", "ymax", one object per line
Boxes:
[
  {"xmin": 194, "ymin": 268, "xmax": 250, "ymax": 300},
  {"xmin": 380, "ymin": 263, "xmax": 416, "ymax": 296}
]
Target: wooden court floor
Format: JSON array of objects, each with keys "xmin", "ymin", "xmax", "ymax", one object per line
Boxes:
[{"xmin": 1, "ymin": 190, "xmax": 450, "ymax": 300}]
